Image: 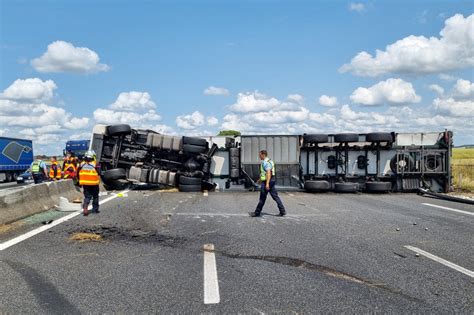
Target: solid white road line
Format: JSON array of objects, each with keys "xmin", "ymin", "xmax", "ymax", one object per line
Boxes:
[
  {"xmin": 404, "ymin": 246, "xmax": 474, "ymax": 278},
  {"xmin": 0, "ymin": 189, "xmax": 130, "ymax": 251},
  {"xmin": 203, "ymin": 243, "xmax": 220, "ymax": 304},
  {"xmin": 422, "ymin": 203, "xmax": 474, "ymax": 216}
]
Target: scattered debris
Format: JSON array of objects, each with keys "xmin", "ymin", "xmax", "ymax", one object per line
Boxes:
[
  {"xmin": 57, "ymin": 197, "xmax": 81, "ymax": 212},
  {"xmin": 413, "ymin": 222, "xmax": 417, "ymax": 225},
  {"xmin": 396, "ymin": 228, "xmax": 400, "ymax": 231},
  {"xmin": 425, "ymin": 227, "xmax": 429, "ymax": 231},
  {"xmin": 41, "ymin": 220, "xmax": 53, "ymax": 225},
  {"xmin": 69, "ymin": 232, "xmax": 102, "ymax": 242},
  {"xmin": 68, "ymin": 226, "xmax": 186, "ymax": 246},
  {"xmin": 415, "ymin": 253, "xmax": 420, "ymax": 257},
  {"xmin": 99, "ymin": 192, "xmax": 108, "ymax": 196},
  {"xmin": 73, "ymin": 198, "xmax": 82, "ymax": 203}
]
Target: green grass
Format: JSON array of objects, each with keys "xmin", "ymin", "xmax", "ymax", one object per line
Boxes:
[{"xmin": 452, "ymin": 148, "xmax": 474, "ymax": 192}]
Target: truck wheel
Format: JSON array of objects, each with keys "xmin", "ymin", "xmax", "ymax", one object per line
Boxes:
[
  {"xmin": 103, "ymin": 168, "xmax": 127, "ymax": 181},
  {"xmin": 390, "ymin": 154, "xmax": 415, "ymax": 173},
  {"xmin": 183, "ymin": 136, "xmax": 207, "ymax": 146},
  {"xmin": 424, "ymin": 154, "xmax": 443, "ymax": 172},
  {"xmin": 179, "ymin": 176, "xmax": 202, "ymax": 185},
  {"xmin": 107, "ymin": 124, "xmax": 132, "ymax": 136},
  {"xmin": 183, "ymin": 144, "xmax": 207, "ymax": 154},
  {"xmin": 366, "ymin": 181, "xmax": 392, "ymax": 192},
  {"xmin": 304, "ymin": 180, "xmax": 330, "ymax": 192},
  {"xmin": 366, "ymin": 132, "xmax": 393, "ymax": 142},
  {"xmin": 103, "ymin": 179, "xmax": 129, "ymax": 191},
  {"xmin": 334, "ymin": 133, "xmax": 359, "ymax": 143},
  {"xmin": 179, "ymin": 184, "xmax": 202, "ymax": 192},
  {"xmin": 335, "ymin": 182, "xmax": 358, "ymax": 193},
  {"xmin": 303, "ymin": 134, "xmax": 329, "ymax": 144}
]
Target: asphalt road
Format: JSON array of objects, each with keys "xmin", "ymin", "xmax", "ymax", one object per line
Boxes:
[{"xmin": 0, "ymin": 189, "xmax": 473, "ymax": 313}]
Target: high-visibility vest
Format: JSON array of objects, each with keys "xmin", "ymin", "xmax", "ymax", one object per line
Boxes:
[
  {"xmin": 63, "ymin": 163, "xmax": 77, "ymax": 179},
  {"xmin": 79, "ymin": 163, "xmax": 100, "ymax": 186},
  {"xmin": 31, "ymin": 160, "xmax": 42, "ymax": 173},
  {"xmin": 49, "ymin": 161, "xmax": 62, "ymax": 179},
  {"xmin": 260, "ymin": 157, "xmax": 276, "ymax": 181}
]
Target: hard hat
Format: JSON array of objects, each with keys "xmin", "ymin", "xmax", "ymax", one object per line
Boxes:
[{"xmin": 84, "ymin": 150, "xmax": 96, "ymax": 160}]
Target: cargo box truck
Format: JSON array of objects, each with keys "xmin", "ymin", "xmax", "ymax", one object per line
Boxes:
[{"xmin": 0, "ymin": 137, "xmax": 34, "ymax": 182}]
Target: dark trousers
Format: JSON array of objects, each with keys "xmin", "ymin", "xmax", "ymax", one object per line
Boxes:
[
  {"xmin": 32, "ymin": 173, "xmax": 45, "ymax": 184},
  {"xmin": 255, "ymin": 179, "xmax": 286, "ymax": 214},
  {"xmin": 83, "ymin": 185, "xmax": 99, "ymax": 212}
]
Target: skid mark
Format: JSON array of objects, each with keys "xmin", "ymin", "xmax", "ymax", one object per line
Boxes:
[{"xmin": 206, "ymin": 249, "xmax": 423, "ymax": 303}]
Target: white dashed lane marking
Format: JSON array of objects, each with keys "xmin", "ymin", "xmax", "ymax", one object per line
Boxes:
[
  {"xmin": 422, "ymin": 203, "xmax": 474, "ymax": 216},
  {"xmin": 203, "ymin": 244, "xmax": 220, "ymax": 304},
  {"xmin": 405, "ymin": 246, "xmax": 474, "ymax": 278}
]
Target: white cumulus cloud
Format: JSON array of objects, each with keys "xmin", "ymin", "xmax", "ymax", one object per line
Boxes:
[
  {"xmin": 349, "ymin": 2, "xmax": 365, "ymax": 12},
  {"xmin": 31, "ymin": 40, "xmax": 110, "ymax": 74},
  {"xmin": 350, "ymin": 78, "xmax": 421, "ymax": 106},
  {"xmin": 207, "ymin": 116, "xmax": 219, "ymax": 126},
  {"xmin": 428, "ymin": 84, "xmax": 445, "ymax": 96},
  {"xmin": 109, "ymin": 91, "xmax": 156, "ymax": 111},
  {"xmin": 229, "ymin": 91, "xmax": 281, "ymax": 113},
  {"xmin": 452, "ymin": 79, "xmax": 474, "ymax": 99},
  {"xmin": 319, "ymin": 95, "xmax": 338, "ymax": 107},
  {"xmin": 176, "ymin": 111, "xmax": 206, "ymax": 130},
  {"xmin": 203, "ymin": 86, "xmax": 230, "ymax": 96},
  {"xmin": 1, "ymin": 78, "xmax": 57, "ymax": 102},
  {"xmin": 340, "ymin": 14, "xmax": 474, "ymax": 76},
  {"xmin": 287, "ymin": 94, "xmax": 304, "ymax": 105}
]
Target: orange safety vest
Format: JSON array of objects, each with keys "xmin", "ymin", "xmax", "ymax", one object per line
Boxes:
[
  {"xmin": 49, "ymin": 161, "xmax": 62, "ymax": 179},
  {"xmin": 79, "ymin": 162, "xmax": 100, "ymax": 186},
  {"xmin": 63, "ymin": 163, "xmax": 77, "ymax": 179}
]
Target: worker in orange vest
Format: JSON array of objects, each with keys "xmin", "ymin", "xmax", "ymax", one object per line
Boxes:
[
  {"xmin": 77, "ymin": 150, "xmax": 100, "ymax": 216},
  {"xmin": 63, "ymin": 163, "xmax": 77, "ymax": 180},
  {"xmin": 62, "ymin": 151, "xmax": 78, "ymax": 171},
  {"xmin": 49, "ymin": 156, "xmax": 62, "ymax": 180}
]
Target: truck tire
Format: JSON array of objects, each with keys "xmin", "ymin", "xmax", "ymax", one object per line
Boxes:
[
  {"xmin": 424, "ymin": 154, "xmax": 443, "ymax": 172},
  {"xmin": 334, "ymin": 133, "xmax": 359, "ymax": 143},
  {"xmin": 183, "ymin": 144, "xmax": 207, "ymax": 154},
  {"xmin": 366, "ymin": 181, "xmax": 392, "ymax": 192},
  {"xmin": 335, "ymin": 182, "xmax": 358, "ymax": 193},
  {"xmin": 304, "ymin": 180, "xmax": 330, "ymax": 192},
  {"xmin": 366, "ymin": 132, "xmax": 393, "ymax": 142},
  {"xmin": 103, "ymin": 168, "xmax": 126, "ymax": 181},
  {"xmin": 179, "ymin": 176, "xmax": 202, "ymax": 185},
  {"xmin": 303, "ymin": 134, "xmax": 329, "ymax": 144},
  {"xmin": 103, "ymin": 179, "xmax": 129, "ymax": 191},
  {"xmin": 390, "ymin": 154, "xmax": 415, "ymax": 173},
  {"xmin": 179, "ymin": 184, "xmax": 202, "ymax": 192},
  {"xmin": 107, "ymin": 124, "xmax": 131, "ymax": 136},
  {"xmin": 183, "ymin": 136, "xmax": 207, "ymax": 146}
]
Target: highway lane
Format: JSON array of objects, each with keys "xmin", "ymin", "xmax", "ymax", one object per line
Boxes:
[{"xmin": 0, "ymin": 190, "xmax": 472, "ymax": 313}]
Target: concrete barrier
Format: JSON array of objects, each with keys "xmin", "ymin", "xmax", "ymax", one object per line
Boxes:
[{"xmin": 0, "ymin": 180, "xmax": 82, "ymax": 225}]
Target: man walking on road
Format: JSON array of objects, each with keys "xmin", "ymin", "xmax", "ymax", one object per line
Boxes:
[
  {"xmin": 249, "ymin": 150, "xmax": 286, "ymax": 217},
  {"xmin": 77, "ymin": 150, "xmax": 100, "ymax": 216}
]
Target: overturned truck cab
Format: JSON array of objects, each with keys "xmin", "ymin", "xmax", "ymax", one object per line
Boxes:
[{"xmin": 90, "ymin": 125, "xmax": 452, "ymax": 193}]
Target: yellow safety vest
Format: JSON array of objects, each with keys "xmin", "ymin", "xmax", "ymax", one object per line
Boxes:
[
  {"xmin": 260, "ymin": 158, "xmax": 276, "ymax": 181},
  {"xmin": 79, "ymin": 163, "xmax": 100, "ymax": 186}
]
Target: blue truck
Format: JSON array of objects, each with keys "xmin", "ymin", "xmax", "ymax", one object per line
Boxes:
[
  {"xmin": 0, "ymin": 137, "xmax": 34, "ymax": 182},
  {"xmin": 64, "ymin": 140, "xmax": 90, "ymax": 159}
]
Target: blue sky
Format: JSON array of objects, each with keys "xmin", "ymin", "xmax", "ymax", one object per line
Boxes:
[{"xmin": 1, "ymin": 0, "xmax": 473, "ymax": 154}]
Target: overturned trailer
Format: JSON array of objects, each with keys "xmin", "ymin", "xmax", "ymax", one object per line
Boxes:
[{"xmin": 90, "ymin": 125, "xmax": 452, "ymax": 193}]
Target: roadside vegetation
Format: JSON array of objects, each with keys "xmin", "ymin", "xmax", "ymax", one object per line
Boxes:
[{"xmin": 452, "ymin": 148, "xmax": 474, "ymax": 192}]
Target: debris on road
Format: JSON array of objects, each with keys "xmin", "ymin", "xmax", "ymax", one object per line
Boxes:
[
  {"xmin": 70, "ymin": 232, "xmax": 102, "ymax": 242},
  {"xmin": 57, "ymin": 196, "xmax": 81, "ymax": 212},
  {"xmin": 396, "ymin": 228, "xmax": 400, "ymax": 231}
]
